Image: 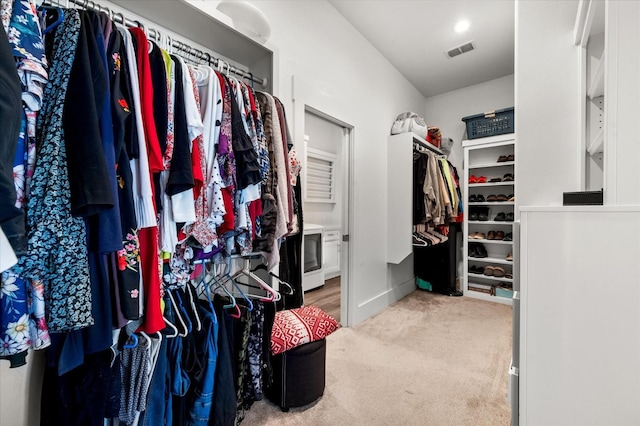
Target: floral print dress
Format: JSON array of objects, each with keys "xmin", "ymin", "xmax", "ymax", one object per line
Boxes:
[
  {"xmin": 0, "ymin": 0, "xmax": 50, "ymax": 366},
  {"xmin": 20, "ymin": 9, "xmax": 94, "ymax": 333}
]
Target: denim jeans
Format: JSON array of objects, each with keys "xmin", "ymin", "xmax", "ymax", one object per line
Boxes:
[
  {"xmin": 188, "ymin": 301, "xmax": 219, "ymax": 425},
  {"xmin": 140, "ymin": 337, "xmax": 168, "ymax": 426},
  {"xmin": 0, "ymin": 24, "xmax": 26, "ymax": 255}
]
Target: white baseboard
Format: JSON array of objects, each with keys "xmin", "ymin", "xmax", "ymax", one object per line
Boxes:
[{"xmin": 350, "ymin": 278, "xmax": 415, "ymax": 325}]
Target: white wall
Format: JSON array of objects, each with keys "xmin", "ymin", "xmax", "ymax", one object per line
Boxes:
[
  {"xmin": 515, "ymin": 0, "xmax": 581, "ymax": 208},
  {"xmin": 303, "ymin": 111, "xmax": 343, "ymax": 228},
  {"xmin": 424, "ymin": 74, "xmax": 515, "ymax": 170},
  {"xmin": 189, "ymin": 0, "xmax": 427, "ymax": 325}
]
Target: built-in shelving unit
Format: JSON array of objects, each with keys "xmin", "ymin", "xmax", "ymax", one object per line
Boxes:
[{"xmin": 463, "ymin": 133, "xmax": 516, "ymax": 305}]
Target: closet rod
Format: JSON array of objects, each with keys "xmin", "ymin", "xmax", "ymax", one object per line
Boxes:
[
  {"xmin": 44, "ymin": 0, "xmax": 268, "ymax": 88},
  {"xmin": 413, "ymin": 139, "xmax": 444, "ymax": 156}
]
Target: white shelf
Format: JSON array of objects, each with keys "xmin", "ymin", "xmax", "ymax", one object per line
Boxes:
[
  {"xmin": 468, "ymin": 202, "xmax": 515, "ymax": 206},
  {"xmin": 469, "ymin": 182, "xmax": 515, "ymax": 187},
  {"xmin": 462, "ymin": 133, "xmax": 516, "ymax": 147},
  {"xmin": 465, "ymin": 288, "xmax": 513, "ymax": 305},
  {"xmin": 468, "ymin": 220, "xmax": 514, "ymax": 225},
  {"xmin": 588, "ymin": 127, "xmax": 604, "ymax": 155},
  {"xmin": 468, "ymin": 239, "xmax": 513, "ymax": 245},
  {"xmin": 468, "ymin": 256, "xmax": 513, "ymax": 265},
  {"xmin": 588, "ymin": 50, "xmax": 605, "ymax": 99},
  {"xmin": 468, "ymin": 273, "xmax": 513, "ymax": 283},
  {"xmin": 469, "ymin": 161, "xmax": 515, "ymax": 169}
]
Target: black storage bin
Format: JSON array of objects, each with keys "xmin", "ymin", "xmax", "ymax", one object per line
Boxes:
[{"xmin": 266, "ymin": 338, "xmax": 326, "ymax": 411}]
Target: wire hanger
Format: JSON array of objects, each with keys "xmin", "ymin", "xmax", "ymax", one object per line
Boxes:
[
  {"xmin": 222, "ymin": 259, "xmax": 254, "ymax": 311},
  {"xmin": 165, "ymin": 286, "xmax": 189, "ymax": 337}
]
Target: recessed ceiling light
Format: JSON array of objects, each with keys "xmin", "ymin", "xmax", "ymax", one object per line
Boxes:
[{"xmin": 454, "ymin": 20, "xmax": 470, "ymax": 33}]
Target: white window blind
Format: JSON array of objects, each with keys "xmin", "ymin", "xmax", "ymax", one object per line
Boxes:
[{"xmin": 305, "ymin": 147, "xmax": 337, "ymax": 203}]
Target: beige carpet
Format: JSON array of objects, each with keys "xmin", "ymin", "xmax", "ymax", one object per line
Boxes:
[{"xmin": 243, "ymin": 290, "xmax": 513, "ymax": 426}]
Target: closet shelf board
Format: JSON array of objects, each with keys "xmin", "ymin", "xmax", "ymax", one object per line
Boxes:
[
  {"xmin": 468, "ymin": 273, "xmax": 513, "ymax": 283},
  {"xmin": 469, "ymin": 161, "xmax": 515, "ymax": 169},
  {"xmin": 468, "ymin": 256, "xmax": 513, "ymax": 265},
  {"xmin": 468, "ymin": 202, "xmax": 515, "ymax": 206},
  {"xmin": 468, "ymin": 220, "xmax": 514, "ymax": 225},
  {"xmin": 588, "ymin": 127, "xmax": 604, "ymax": 155},
  {"xmin": 469, "ymin": 182, "xmax": 515, "ymax": 187},
  {"xmin": 462, "ymin": 133, "xmax": 516, "ymax": 148},
  {"xmin": 467, "ymin": 239, "xmax": 513, "ymax": 245},
  {"xmin": 466, "ymin": 288, "xmax": 513, "ymax": 305}
]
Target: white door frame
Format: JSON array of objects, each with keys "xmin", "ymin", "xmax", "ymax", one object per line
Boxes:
[{"xmin": 292, "ymin": 76, "xmax": 355, "ymax": 326}]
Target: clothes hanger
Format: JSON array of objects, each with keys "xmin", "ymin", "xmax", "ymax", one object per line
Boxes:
[
  {"xmin": 39, "ymin": 4, "xmax": 65, "ymax": 35},
  {"xmin": 185, "ymin": 281, "xmax": 203, "ymax": 332},
  {"xmin": 225, "ymin": 257, "xmax": 280, "ymax": 302},
  {"xmin": 173, "ymin": 289, "xmax": 193, "ymax": 334},
  {"xmin": 163, "ymin": 314, "xmax": 179, "ymax": 338},
  {"xmin": 223, "ymin": 259, "xmax": 254, "ymax": 311},
  {"xmin": 250, "ymin": 263, "xmax": 295, "ymax": 295},
  {"xmin": 165, "ymin": 286, "xmax": 189, "ymax": 337},
  {"xmin": 123, "ymin": 332, "xmax": 138, "ymax": 349},
  {"xmin": 199, "ymin": 261, "xmax": 237, "ymax": 310}
]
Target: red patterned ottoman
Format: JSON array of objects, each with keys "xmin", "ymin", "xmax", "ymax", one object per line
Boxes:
[{"xmin": 267, "ymin": 306, "xmax": 339, "ymax": 411}]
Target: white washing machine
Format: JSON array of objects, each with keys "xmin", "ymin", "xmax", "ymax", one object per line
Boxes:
[{"xmin": 302, "ymin": 223, "xmax": 325, "ymax": 292}]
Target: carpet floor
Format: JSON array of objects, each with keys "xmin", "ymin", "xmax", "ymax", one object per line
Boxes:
[{"xmin": 242, "ymin": 290, "xmax": 513, "ymax": 426}]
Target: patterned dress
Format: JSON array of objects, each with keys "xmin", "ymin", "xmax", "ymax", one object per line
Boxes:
[{"xmin": 21, "ymin": 9, "xmax": 94, "ymax": 332}]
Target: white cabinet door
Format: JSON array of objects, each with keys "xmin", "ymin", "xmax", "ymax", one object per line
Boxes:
[{"xmin": 324, "ymin": 229, "xmax": 341, "ymax": 278}]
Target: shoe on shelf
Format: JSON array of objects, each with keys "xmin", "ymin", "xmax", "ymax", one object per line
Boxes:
[
  {"xmin": 483, "ymin": 266, "xmax": 495, "ymax": 276},
  {"xmin": 476, "ymin": 194, "xmax": 485, "ymax": 202},
  {"xmin": 502, "ymin": 173, "xmax": 514, "ymax": 182},
  {"xmin": 503, "ymin": 232, "xmax": 513, "ymax": 241},
  {"xmin": 507, "ymin": 154, "xmax": 515, "ymax": 161},
  {"xmin": 476, "ymin": 243, "xmax": 488, "ymax": 258},
  {"xmin": 495, "ymin": 230, "xmax": 505, "ymax": 240},
  {"xmin": 487, "ymin": 194, "xmax": 498, "ymax": 201},
  {"xmin": 489, "ymin": 177, "xmax": 502, "ymax": 183},
  {"xmin": 469, "ymin": 175, "xmax": 478, "ymax": 184},
  {"xmin": 494, "ymin": 212, "xmax": 506, "ymax": 221},
  {"xmin": 469, "ymin": 194, "xmax": 477, "ymax": 202},
  {"xmin": 506, "ymin": 212, "xmax": 514, "ymax": 222},
  {"xmin": 505, "ymin": 273, "xmax": 513, "ymax": 279},
  {"xmin": 506, "ymin": 252, "xmax": 513, "ymax": 261},
  {"xmin": 478, "ymin": 211, "xmax": 489, "ymax": 221},
  {"xmin": 496, "ymin": 194, "xmax": 508, "ymax": 202},
  {"xmin": 487, "ymin": 230, "xmax": 496, "ymax": 240},
  {"xmin": 469, "ymin": 211, "xmax": 479, "ymax": 221},
  {"xmin": 476, "ymin": 176, "xmax": 487, "ymax": 183},
  {"xmin": 493, "ymin": 266, "xmax": 506, "ymax": 278},
  {"xmin": 508, "ymin": 194, "xmax": 515, "ymax": 202},
  {"xmin": 497, "ymin": 155, "xmax": 508, "ymax": 162}
]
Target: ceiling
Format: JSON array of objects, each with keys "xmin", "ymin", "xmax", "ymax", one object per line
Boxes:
[{"xmin": 328, "ymin": 0, "xmax": 515, "ymax": 98}]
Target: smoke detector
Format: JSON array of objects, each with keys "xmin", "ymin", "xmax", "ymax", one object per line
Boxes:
[{"xmin": 445, "ymin": 41, "xmax": 475, "ymax": 59}]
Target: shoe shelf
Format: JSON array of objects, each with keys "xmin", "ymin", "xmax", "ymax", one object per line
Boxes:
[
  {"xmin": 468, "ymin": 273, "xmax": 513, "ymax": 283},
  {"xmin": 468, "ymin": 220, "xmax": 514, "ymax": 225},
  {"xmin": 468, "ymin": 202, "xmax": 515, "ymax": 206},
  {"xmin": 469, "ymin": 161, "xmax": 515, "ymax": 169},
  {"xmin": 463, "ymin": 133, "xmax": 516, "ymax": 305},
  {"xmin": 469, "ymin": 182, "xmax": 515, "ymax": 187},
  {"xmin": 466, "ymin": 286, "xmax": 513, "ymax": 305},
  {"xmin": 468, "ymin": 239, "xmax": 513, "ymax": 245},
  {"xmin": 468, "ymin": 256, "xmax": 513, "ymax": 265}
]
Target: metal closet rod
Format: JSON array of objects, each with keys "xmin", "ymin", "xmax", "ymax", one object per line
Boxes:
[{"xmin": 44, "ymin": 0, "xmax": 268, "ymax": 88}]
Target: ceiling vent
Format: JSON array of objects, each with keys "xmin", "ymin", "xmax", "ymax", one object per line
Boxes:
[{"xmin": 445, "ymin": 41, "xmax": 475, "ymax": 59}]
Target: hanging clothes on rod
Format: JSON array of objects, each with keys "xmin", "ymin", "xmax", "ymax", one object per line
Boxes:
[
  {"xmin": 412, "ymin": 142, "xmax": 462, "ymax": 247},
  {"xmin": 0, "ymin": 1, "xmax": 302, "ymax": 425},
  {"xmin": 43, "ymin": 0, "xmax": 268, "ymax": 87}
]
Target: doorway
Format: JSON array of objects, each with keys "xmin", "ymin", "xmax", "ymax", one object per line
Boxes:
[{"xmin": 301, "ymin": 108, "xmax": 352, "ymax": 325}]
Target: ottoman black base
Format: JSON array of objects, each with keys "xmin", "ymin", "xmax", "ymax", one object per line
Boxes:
[{"xmin": 266, "ymin": 338, "xmax": 326, "ymax": 411}]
